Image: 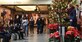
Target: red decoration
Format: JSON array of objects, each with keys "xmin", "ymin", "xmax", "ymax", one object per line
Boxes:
[
  {"xmin": 48, "ymin": 24, "xmax": 54, "ymax": 29},
  {"xmin": 49, "ymin": 31, "xmax": 60, "ymax": 38},
  {"xmin": 53, "ymin": 23, "xmax": 59, "ymax": 29},
  {"xmin": 49, "ymin": 33, "xmax": 54, "ymax": 38},
  {"xmin": 66, "ymin": 31, "xmax": 73, "ymax": 35},
  {"xmin": 53, "ymin": 31, "xmax": 60, "ymax": 38},
  {"xmin": 48, "ymin": 23, "xmax": 59, "ymax": 30},
  {"xmin": 66, "ymin": 26, "xmax": 80, "ymax": 37}
]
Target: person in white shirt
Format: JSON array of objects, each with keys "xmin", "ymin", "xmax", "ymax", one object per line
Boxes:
[{"xmin": 22, "ymin": 17, "xmax": 28, "ymax": 37}]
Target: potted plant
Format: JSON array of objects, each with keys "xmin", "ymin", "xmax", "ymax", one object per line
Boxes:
[
  {"xmin": 65, "ymin": 26, "xmax": 80, "ymax": 42},
  {"xmin": 48, "ymin": 23, "xmax": 59, "ymax": 33},
  {"xmin": 49, "ymin": 31, "xmax": 60, "ymax": 42}
]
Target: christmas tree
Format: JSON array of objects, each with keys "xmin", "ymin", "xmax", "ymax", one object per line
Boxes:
[
  {"xmin": 48, "ymin": 0, "xmax": 77, "ymax": 26},
  {"xmin": 48, "ymin": 0, "xmax": 78, "ymax": 42}
]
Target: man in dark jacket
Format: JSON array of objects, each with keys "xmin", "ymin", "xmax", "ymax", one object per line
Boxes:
[
  {"xmin": 40, "ymin": 17, "xmax": 45, "ymax": 34},
  {"xmin": 36, "ymin": 17, "xmax": 42, "ymax": 34},
  {"xmin": 36, "ymin": 17, "xmax": 45, "ymax": 34},
  {"xmin": 68, "ymin": 4, "xmax": 77, "ymax": 27}
]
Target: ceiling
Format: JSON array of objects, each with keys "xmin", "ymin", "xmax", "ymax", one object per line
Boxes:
[
  {"xmin": 17, "ymin": 6, "xmax": 36, "ymax": 11},
  {"xmin": 0, "ymin": 0, "xmax": 52, "ymax": 11},
  {"xmin": 0, "ymin": 0, "xmax": 50, "ymax": 14},
  {"xmin": 0, "ymin": 0, "xmax": 52, "ymax": 4},
  {"xmin": 17, "ymin": 6, "xmax": 48, "ymax": 11},
  {"xmin": 5, "ymin": 5, "xmax": 49, "ymax": 11},
  {"xmin": 6, "ymin": 6, "xmax": 24, "ymax": 11}
]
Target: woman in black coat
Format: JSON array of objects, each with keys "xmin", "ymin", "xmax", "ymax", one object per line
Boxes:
[{"xmin": 29, "ymin": 17, "xmax": 34, "ymax": 34}]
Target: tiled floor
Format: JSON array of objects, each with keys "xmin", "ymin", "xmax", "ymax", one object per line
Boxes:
[
  {"xmin": 12, "ymin": 27, "xmax": 49, "ymax": 42},
  {"xmin": 12, "ymin": 34, "xmax": 49, "ymax": 42},
  {"xmin": 11, "ymin": 27, "xmax": 82, "ymax": 42}
]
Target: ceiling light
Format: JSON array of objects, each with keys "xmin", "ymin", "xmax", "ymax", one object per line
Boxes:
[
  {"xmin": 0, "ymin": 0, "xmax": 30, "ymax": 4},
  {"xmin": 17, "ymin": 6, "xmax": 36, "ymax": 11}
]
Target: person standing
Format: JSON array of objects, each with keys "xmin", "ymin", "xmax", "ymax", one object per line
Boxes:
[
  {"xmin": 79, "ymin": 2, "xmax": 82, "ymax": 35},
  {"xmin": 22, "ymin": 17, "xmax": 28, "ymax": 37},
  {"xmin": 13, "ymin": 24, "xmax": 20, "ymax": 40},
  {"xmin": 29, "ymin": 17, "xmax": 34, "ymax": 35},
  {"xmin": 76, "ymin": 5, "xmax": 81, "ymax": 31},
  {"xmin": 19, "ymin": 27, "xmax": 24, "ymax": 39},
  {"xmin": 14, "ymin": 15, "xmax": 21, "ymax": 25},
  {"xmin": 68, "ymin": 4, "xmax": 77, "ymax": 27},
  {"xmin": 36, "ymin": 17, "xmax": 42, "ymax": 34},
  {"xmin": 13, "ymin": 15, "xmax": 21, "ymax": 40},
  {"xmin": 40, "ymin": 17, "xmax": 45, "ymax": 34}
]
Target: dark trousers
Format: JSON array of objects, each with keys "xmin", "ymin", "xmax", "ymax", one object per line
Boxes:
[
  {"xmin": 0, "ymin": 32, "xmax": 11, "ymax": 42},
  {"xmin": 3, "ymin": 37, "xmax": 10, "ymax": 42},
  {"xmin": 37, "ymin": 26, "xmax": 41, "ymax": 34},
  {"xmin": 3, "ymin": 34, "xmax": 11, "ymax": 42},
  {"xmin": 30, "ymin": 26, "xmax": 34, "ymax": 34},
  {"xmin": 40, "ymin": 26, "xmax": 44, "ymax": 33},
  {"xmin": 13, "ymin": 32, "xmax": 18, "ymax": 40},
  {"xmin": 70, "ymin": 20, "xmax": 77, "ymax": 27},
  {"xmin": 37, "ymin": 26, "xmax": 44, "ymax": 34},
  {"xmin": 77, "ymin": 24, "xmax": 81, "ymax": 31},
  {"xmin": 37, "ymin": 27, "xmax": 40, "ymax": 34},
  {"xmin": 19, "ymin": 32, "xmax": 24, "ymax": 39}
]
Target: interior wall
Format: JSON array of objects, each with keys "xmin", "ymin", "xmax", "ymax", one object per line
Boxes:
[{"xmin": 0, "ymin": 6, "xmax": 11, "ymax": 25}]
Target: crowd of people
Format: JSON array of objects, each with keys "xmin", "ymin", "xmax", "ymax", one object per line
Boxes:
[
  {"xmin": 66, "ymin": 4, "xmax": 81, "ymax": 31},
  {"xmin": 0, "ymin": 14, "xmax": 45, "ymax": 42},
  {"xmin": 0, "ymin": 1, "xmax": 82, "ymax": 42}
]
